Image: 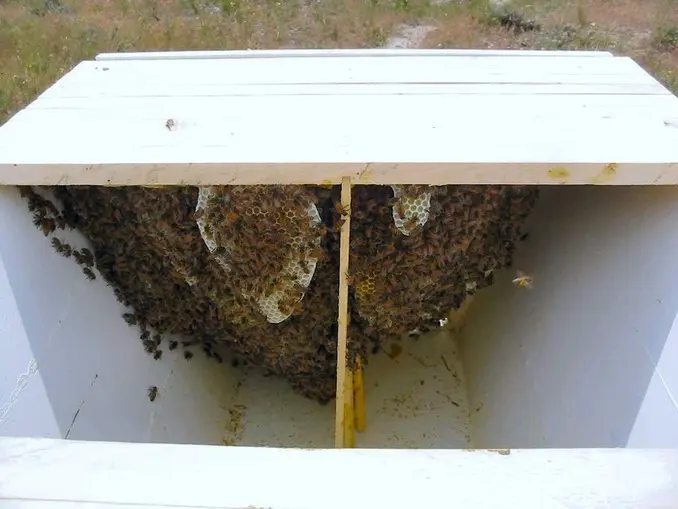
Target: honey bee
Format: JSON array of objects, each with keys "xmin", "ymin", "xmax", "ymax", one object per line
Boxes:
[
  {"xmin": 406, "ymin": 224, "xmax": 423, "ymax": 237},
  {"xmin": 184, "ymin": 351, "xmax": 193, "ymax": 360},
  {"xmin": 403, "ymin": 217, "xmax": 420, "ymax": 231},
  {"xmin": 334, "ymin": 201, "xmax": 349, "ymax": 217},
  {"xmin": 113, "ymin": 288, "xmax": 125, "ymax": 303},
  {"xmin": 333, "ymin": 217, "xmax": 346, "ymax": 232},
  {"xmin": 81, "ymin": 248, "xmax": 94, "ymax": 267},
  {"xmin": 512, "ymin": 270, "xmax": 534, "ymax": 289},
  {"xmin": 147, "ymin": 386, "xmax": 158, "ymax": 402},
  {"xmin": 72, "ymin": 251, "xmax": 84, "ymax": 265},
  {"xmin": 153, "ymin": 350, "xmax": 163, "ymax": 360},
  {"xmin": 122, "ymin": 313, "xmax": 137, "ymax": 326},
  {"xmin": 41, "ymin": 218, "xmax": 55, "ymax": 236},
  {"xmin": 213, "ymin": 352, "xmax": 223, "ymax": 363},
  {"xmin": 169, "ymin": 340, "xmax": 178, "ymax": 351},
  {"xmin": 165, "ymin": 118, "xmax": 176, "ymax": 131},
  {"xmin": 82, "ymin": 267, "xmax": 96, "ymax": 281},
  {"xmin": 51, "ymin": 237, "xmax": 73, "ymax": 258}
]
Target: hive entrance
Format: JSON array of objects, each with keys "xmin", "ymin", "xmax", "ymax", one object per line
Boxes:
[{"xmin": 19, "ymin": 181, "xmax": 538, "ymax": 446}]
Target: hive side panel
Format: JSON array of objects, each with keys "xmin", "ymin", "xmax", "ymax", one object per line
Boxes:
[
  {"xmin": 461, "ymin": 186, "xmax": 678, "ymax": 448},
  {"xmin": 0, "ymin": 239, "xmax": 59, "ymax": 438},
  {"xmin": 3, "ymin": 438, "xmax": 678, "ymax": 509},
  {"xmin": 627, "ymin": 308, "xmax": 678, "ymax": 446},
  {"xmin": 0, "ymin": 187, "xmax": 239, "ymax": 444}
]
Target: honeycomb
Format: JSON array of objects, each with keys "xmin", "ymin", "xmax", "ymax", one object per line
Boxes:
[
  {"xmin": 390, "ymin": 184, "xmax": 433, "ymax": 236},
  {"xmin": 23, "ymin": 183, "xmax": 538, "ymax": 404},
  {"xmin": 195, "ymin": 185, "xmax": 323, "ymax": 323}
]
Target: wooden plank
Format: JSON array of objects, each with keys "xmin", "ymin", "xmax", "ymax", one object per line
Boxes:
[
  {"xmin": 343, "ymin": 370, "xmax": 355, "ymax": 448},
  {"xmin": 47, "ymin": 56, "xmax": 656, "ymax": 93},
  {"xmin": 28, "ymin": 82, "xmax": 672, "ymax": 99},
  {"xmin": 334, "ymin": 176, "xmax": 352, "ymax": 448},
  {"xmin": 28, "ymin": 89, "xmax": 675, "ymax": 107},
  {"xmin": 354, "ymin": 358, "xmax": 366, "ymax": 433},
  {"xmin": 1, "ymin": 94, "xmax": 678, "ymax": 186},
  {"xmin": 1, "ymin": 51, "xmax": 677, "ymax": 185},
  {"xmin": 94, "ymin": 48, "xmax": 615, "ymax": 61},
  {"xmin": 2, "ymin": 437, "xmax": 678, "ymax": 508},
  {"xmin": 2, "ymin": 162, "xmax": 678, "ymax": 186}
]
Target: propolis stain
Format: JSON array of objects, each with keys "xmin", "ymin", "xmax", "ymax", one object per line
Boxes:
[
  {"xmin": 590, "ymin": 163, "xmax": 618, "ymax": 184},
  {"xmin": 547, "ymin": 167, "xmax": 570, "ymax": 181}
]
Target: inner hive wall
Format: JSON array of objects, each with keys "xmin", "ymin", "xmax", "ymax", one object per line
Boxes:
[
  {"xmin": 3, "ymin": 184, "xmax": 678, "ymax": 449},
  {"xmin": 0, "ymin": 186, "xmax": 332, "ymax": 447},
  {"xmin": 461, "ymin": 186, "xmax": 678, "ymax": 449}
]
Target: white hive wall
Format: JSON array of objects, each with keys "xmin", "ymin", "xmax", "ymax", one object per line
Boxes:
[
  {"xmin": 2, "ymin": 185, "xmax": 678, "ymax": 449},
  {"xmin": 0, "ymin": 186, "xmax": 333, "ymax": 447},
  {"xmin": 461, "ymin": 186, "xmax": 678, "ymax": 448}
]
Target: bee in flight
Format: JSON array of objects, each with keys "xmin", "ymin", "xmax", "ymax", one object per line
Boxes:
[{"xmin": 512, "ymin": 270, "xmax": 534, "ymax": 289}]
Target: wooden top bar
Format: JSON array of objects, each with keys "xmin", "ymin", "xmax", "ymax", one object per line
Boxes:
[{"xmin": 0, "ymin": 49, "xmax": 677, "ymax": 186}]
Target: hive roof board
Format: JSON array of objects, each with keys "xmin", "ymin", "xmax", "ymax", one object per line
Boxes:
[{"xmin": 1, "ymin": 48, "xmax": 678, "ymax": 186}]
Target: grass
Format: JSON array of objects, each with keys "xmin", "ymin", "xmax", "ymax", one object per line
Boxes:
[{"xmin": 1, "ymin": 0, "xmax": 678, "ymax": 125}]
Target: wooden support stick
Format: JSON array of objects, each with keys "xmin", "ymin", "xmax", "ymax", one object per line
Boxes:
[
  {"xmin": 334, "ymin": 176, "xmax": 352, "ymax": 448},
  {"xmin": 354, "ymin": 358, "xmax": 366, "ymax": 433},
  {"xmin": 344, "ymin": 370, "xmax": 355, "ymax": 448}
]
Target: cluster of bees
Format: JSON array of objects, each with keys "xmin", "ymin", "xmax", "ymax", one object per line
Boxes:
[
  {"xmin": 19, "ymin": 183, "xmax": 538, "ymax": 403},
  {"xmin": 347, "ymin": 185, "xmax": 538, "ymax": 363}
]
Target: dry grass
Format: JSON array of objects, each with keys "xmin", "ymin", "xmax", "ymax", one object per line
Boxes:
[{"xmin": 1, "ymin": 0, "xmax": 678, "ymax": 125}]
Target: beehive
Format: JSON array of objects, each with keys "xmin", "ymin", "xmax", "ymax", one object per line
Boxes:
[{"xmin": 1, "ymin": 49, "xmax": 678, "ymax": 452}]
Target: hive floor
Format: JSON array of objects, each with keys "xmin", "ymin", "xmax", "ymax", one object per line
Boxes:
[{"xmin": 220, "ymin": 327, "xmax": 471, "ymax": 449}]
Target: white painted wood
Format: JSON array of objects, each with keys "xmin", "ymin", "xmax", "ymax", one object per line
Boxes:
[
  {"xmin": 48, "ymin": 56, "xmax": 657, "ymax": 93},
  {"xmin": 94, "ymin": 48, "xmax": 615, "ymax": 61},
  {"xmin": 1, "ymin": 50, "xmax": 677, "ymax": 185},
  {"xmin": 461, "ymin": 186, "xmax": 678, "ymax": 448},
  {"xmin": 0, "ymin": 187, "xmax": 332, "ymax": 447},
  {"xmin": 27, "ymin": 82, "xmax": 673, "ymax": 98},
  {"xmin": 358, "ymin": 328, "xmax": 471, "ymax": 448},
  {"xmin": 1, "ymin": 437, "xmax": 677, "ymax": 509}
]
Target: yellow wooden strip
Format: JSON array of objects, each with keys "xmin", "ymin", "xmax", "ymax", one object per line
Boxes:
[
  {"xmin": 334, "ymin": 176, "xmax": 352, "ymax": 448},
  {"xmin": 354, "ymin": 358, "xmax": 366, "ymax": 433},
  {"xmin": 343, "ymin": 370, "xmax": 355, "ymax": 448}
]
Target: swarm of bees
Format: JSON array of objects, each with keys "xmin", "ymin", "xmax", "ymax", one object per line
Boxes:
[
  {"xmin": 20, "ymin": 183, "xmax": 538, "ymax": 403},
  {"xmin": 346, "ymin": 185, "xmax": 538, "ymax": 363}
]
